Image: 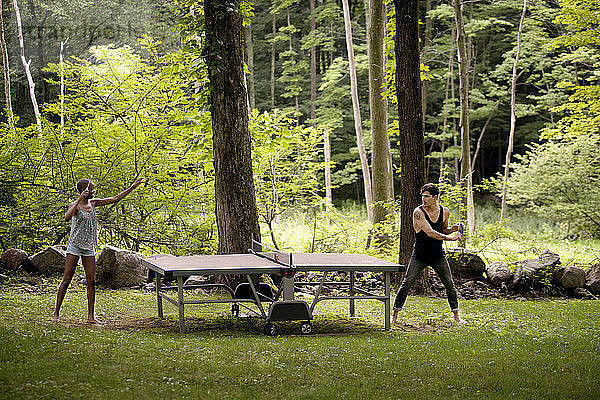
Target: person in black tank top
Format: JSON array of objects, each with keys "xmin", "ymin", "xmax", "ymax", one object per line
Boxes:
[{"xmin": 392, "ymin": 183, "xmax": 467, "ymax": 324}]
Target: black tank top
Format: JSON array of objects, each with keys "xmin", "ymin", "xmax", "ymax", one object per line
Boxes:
[{"xmin": 414, "ymin": 205, "xmax": 444, "ymax": 262}]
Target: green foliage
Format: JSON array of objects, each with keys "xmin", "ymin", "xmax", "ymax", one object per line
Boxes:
[
  {"xmin": 553, "ymin": 0, "xmax": 600, "ymax": 48},
  {"xmin": 0, "ymin": 43, "xmax": 216, "ymax": 254},
  {"xmin": 503, "ymin": 0, "xmax": 600, "ymax": 238},
  {"xmin": 250, "ymin": 110, "xmax": 324, "ymax": 234},
  {"xmin": 506, "ymin": 135, "xmax": 600, "ymax": 237}
]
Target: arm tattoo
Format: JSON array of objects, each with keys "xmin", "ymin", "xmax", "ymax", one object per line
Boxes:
[{"xmin": 415, "ymin": 212, "xmax": 420, "ymax": 220}]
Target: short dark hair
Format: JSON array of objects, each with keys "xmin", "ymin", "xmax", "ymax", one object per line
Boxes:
[
  {"xmin": 420, "ymin": 183, "xmax": 439, "ymax": 197},
  {"xmin": 77, "ymin": 179, "xmax": 91, "ymax": 193}
]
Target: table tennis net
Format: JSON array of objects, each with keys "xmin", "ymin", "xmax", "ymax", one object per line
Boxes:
[{"xmin": 251, "ymin": 239, "xmax": 292, "ymax": 267}]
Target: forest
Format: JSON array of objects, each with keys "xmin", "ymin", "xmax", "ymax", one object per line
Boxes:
[{"xmin": 1, "ymin": 0, "xmax": 599, "ymax": 257}]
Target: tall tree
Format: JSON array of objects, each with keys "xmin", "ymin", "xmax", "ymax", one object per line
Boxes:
[
  {"xmin": 453, "ymin": 0, "xmax": 475, "ymax": 235},
  {"xmin": 0, "ymin": 0, "xmax": 13, "ymax": 127},
  {"xmin": 309, "ymin": 0, "xmax": 316, "ymax": 124},
  {"xmin": 341, "ymin": 0, "xmax": 374, "ymax": 222},
  {"xmin": 366, "ymin": 0, "xmax": 393, "ymax": 227},
  {"xmin": 500, "ymin": 0, "xmax": 527, "ymax": 223},
  {"xmin": 12, "ymin": 0, "xmax": 41, "ymax": 130},
  {"xmin": 394, "ymin": 0, "xmax": 425, "ymax": 266},
  {"xmin": 205, "ymin": 0, "xmax": 261, "ymax": 254}
]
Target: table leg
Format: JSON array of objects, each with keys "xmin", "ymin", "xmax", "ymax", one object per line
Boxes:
[
  {"xmin": 177, "ymin": 276, "xmax": 185, "ymax": 333},
  {"xmin": 157, "ymin": 274, "xmax": 163, "ymax": 318},
  {"xmin": 384, "ymin": 271, "xmax": 391, "ymax": 330},
  {"xmin": 349, "ymin": 270, "xmax": 355, "ymax": 317}
]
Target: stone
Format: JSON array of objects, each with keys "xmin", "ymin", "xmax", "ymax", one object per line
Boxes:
[
  {"xmin": 553, "ymin": 265, "xmax": 586, "ymax": 289},
  {"xmin": 572, "ymin": 287, "xmax": 598, "ymax": 300},
  {"xmin": 585, "ymin": 262, "xmax": 600, "ymax": 294},
  {"xmin": 96, "ymin": 245, "xmax": 147, "ymax": 288},
  {"xmin": 30, "ymin": 245, "xmax": 68, "ymax": 275},
  {"xmin": 1, "ymin": 249, "xmax": 29, "ymax": 271},
  {"xmin": 445, "ymin": 248, "xmax": 486, "ymax": 280},
  {"xmin": 486, "ymin": 261, "xmax": 513, "ymax": 286},
  {"xmin": 511, "ymin": 249, "xmax": 560, "ymax": 290},
  {"xmin": 185, "ymin": 275, "xmax": 208, "ymax": 286}
]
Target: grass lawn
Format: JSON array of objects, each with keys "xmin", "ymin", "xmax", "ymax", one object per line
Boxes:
[{"xmin": 1, "ymin": 277, "xmax": 599, "ymax": 399}]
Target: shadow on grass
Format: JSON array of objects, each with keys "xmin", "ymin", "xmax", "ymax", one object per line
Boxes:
[{"xmin": 61, "ymin": 312, "xmax": 454, "ymax": 336}]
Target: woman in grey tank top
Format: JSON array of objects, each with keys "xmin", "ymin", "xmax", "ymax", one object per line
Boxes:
[{"xmin": 53, "ymin": 177, "xmax": 146, "ymax": 324}]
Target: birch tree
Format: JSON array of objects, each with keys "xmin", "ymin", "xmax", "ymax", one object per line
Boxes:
[
  {"xmin": 341, "ymin": 0, "xmax": 374, "ymax": 222},
  {"xmin": 500, "ymin": 0, "xmax": 527, "ymax": 223},
  {"xmin": 12, "ymin": 0, "xmax": 41, "ymax": 130}
]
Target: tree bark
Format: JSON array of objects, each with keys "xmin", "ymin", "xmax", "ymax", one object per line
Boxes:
[
  {"xmin": 205, "ymin": 0, "xmax": 261, "ymax": 255},
  {"xmin": 341, "ymin": 0, "xmax": 374, "ymax": 222},
  {"xmin": 394, "ymin": 0, "xmax": 425, "ymax": 267},
  {"xmin": 501, "ymin": 0, "xmax": 527, "ymax": 223},
  {"xmin": 453, "ymin": 0, "xmax": 475, "ymax": 235},
  {"xmin": 244, "ymin": 24, "xmax": 255, "ymax": 110},
  {"xmin": 367, "ymin": 0, "xmax": 393, "ymax": 228},
  {"xmin": 12, "ymin": 0, "xmax": 41, "ymax": 130},
  {"xmin": 0, "ymin": 0, "xmax": 13, "ymax": 127}
]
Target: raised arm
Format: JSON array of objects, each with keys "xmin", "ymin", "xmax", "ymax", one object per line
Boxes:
[
  {"xmin": 413, "ymin": 207, "xmax": 461, "ymax": 242},
  {"xmin": 65, "ymin": 190, "xmax": 89, "ymax": 221},
  {"xmin": 91, "ymin": 178, "xmax": 145, "ymax": 207}
]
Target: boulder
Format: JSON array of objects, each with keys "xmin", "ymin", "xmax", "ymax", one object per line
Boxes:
[
  {"xmin": 586, "ymin": 262, "xmax": 600, "ymax": 295},
  {"xmin": 572, "ymin": 287, "xmax": 598, "ymax": 300},
  {"xmin": 486, "ymin": 261, "xmax": 513, "ymax": 286},
  {"xmin": 96, "ymin": 245, "xmax": 147, "ymax": 288},
  {"xmin": 445, "ymin": 248, "xmax": 486, "ymax": 280},
  {"xmin": 185, "ymin": 275, "xmax": 209, "ymax": 286},
  {"xmin": 553, "ymin": 265, "xmax": 586, "ymax": 289},
  {"xmin": 511, "ymin": 249, "xmax": 560, "ymax": 290},
  {"xmin": 30, "ymin": 245, "xmax": 68, "ymax": 275},
  {"xmin": 1, "ymin": 249, "xmax": 29, "ymax": 271}
]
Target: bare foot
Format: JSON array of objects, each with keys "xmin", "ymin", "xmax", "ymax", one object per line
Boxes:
[
  {"xmin": 391, "ymin": 308, "xmax": 400, "ymax": 324},
  {"xmin": 52, "ymin": 315, "xmax": 60, "ymax": 323},
  {"xmin": 453, "ymin": 318, "xmax": 467, "ymax": 325},
  {"xmin": 86, "ymin": 318, "xmax": 104, "ymax": 325}
]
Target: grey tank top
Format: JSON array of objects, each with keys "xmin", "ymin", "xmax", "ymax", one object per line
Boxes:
[{"xmin": 68, "ymin": 206, "xmax": 97, "ymax": 250}]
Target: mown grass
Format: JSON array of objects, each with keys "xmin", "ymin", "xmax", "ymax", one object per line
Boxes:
[{"xmin": 1, "ymin": 278, "xmax": 599, "ymax": 399}]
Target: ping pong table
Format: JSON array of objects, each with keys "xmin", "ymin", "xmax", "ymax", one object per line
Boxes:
[{"xmin": 142, "ymin": 241, "xmax": 403, "ymax": 334}]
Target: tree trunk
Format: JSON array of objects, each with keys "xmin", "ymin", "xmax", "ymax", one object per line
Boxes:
[
  {"xmin": 60, "ymin": 39, "xmax": 67, "ymax": 135},
  {"xmin": 394, "ymin": 0, "xmax": 425, "ymax": 267},
  {"xmin": 324, "ymin": 127, "xmax": 333, "ymax": 212},
  {"xmin": 12, "ymin": 0, "xmax": 41, "ymax": 130},
  {"xmin": 270, "ymin": 14, "xmax": 276, "ymax": 108},
  {"xmin": 0, "ymin": 0, "xmax": 13, "ymax": 127},
  {"xmin": 245, "ymin": 24, "xmax": 255, "ymax": 110},
  {"xmin": 453, "ymin": 0, "xmax": 475, "ymax": 235},
  {"xmin": 366, "ymin": 0, "xmax": 393, "ymax": 228},
  {"xmin": 341, "ymin": 0, "xmax": 374, "ymax": 222},
  {"xmin": 471, "ymin": 100, "xmax": 500, "ymax": 171},
  {"xmin": 205, "ymin": 0, "xmax": 261, "ymax": 255},
  {"xmin": 500, "ymin": 0, "xmax": 527, "ymax": 223},
  {"xmin": 441, "ymin": 43, "xmax": 453, "ymax": 172},
  {"xmin": 310, "ymin": 0, "xmax": 316, "ymax": 124},
  {"xmin": 421, "ymin": 0, "xmax": 431, "ymax": 126}
]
